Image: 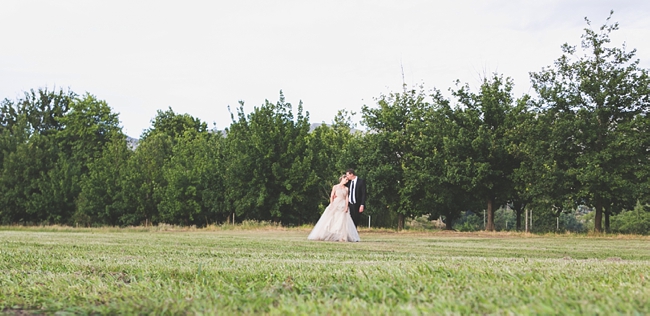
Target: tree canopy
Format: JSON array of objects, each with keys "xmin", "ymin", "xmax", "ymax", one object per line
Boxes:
[{"xmin": 1, "ymin": 12, "xmax": 650, "ymax": 233}]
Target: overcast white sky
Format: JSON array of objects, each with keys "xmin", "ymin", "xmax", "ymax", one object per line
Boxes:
[{"xmin": 2, "ymin": 1, "xmax": 649, "ymax": 138}]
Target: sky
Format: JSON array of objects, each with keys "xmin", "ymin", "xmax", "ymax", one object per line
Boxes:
[{"xmin": 2, "ymin": 1, "xmax": 650, "ymax": 138}]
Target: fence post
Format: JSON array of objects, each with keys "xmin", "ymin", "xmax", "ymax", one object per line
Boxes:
[{"xmin": 525, "ymin": 208, "xmax": 528, "ymax": 233}]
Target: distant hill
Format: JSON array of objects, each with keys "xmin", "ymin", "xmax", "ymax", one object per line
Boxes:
[{"xmin": 126, "ymin": 136, "xmax": 139, "ymax": 150}]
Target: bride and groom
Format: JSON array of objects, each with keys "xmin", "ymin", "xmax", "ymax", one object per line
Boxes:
[{"xmin": 308, "ymin": 169, "xmax": 366, "ymax": 242}]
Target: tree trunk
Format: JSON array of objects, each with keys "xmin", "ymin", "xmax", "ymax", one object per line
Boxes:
[
  {"xmin": 397, "ymin": 213, "xmax": 405, "ymax": 231},
  {"xmin": 486, "ymin": 198, "xmax": 495, "ymax": 231},
  {"xmin": 513, "ymin": 201, "xmax": 524, "ymax": 231},
  {"xmin": 594, "ymin": 199, "xmax": 603, "ymax": 233},
  {"xmin": 445, "ymin": 217, "xmax": 453, "ymax": 230}
]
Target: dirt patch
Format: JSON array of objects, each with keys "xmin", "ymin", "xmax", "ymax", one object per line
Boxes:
[
  {"xmin": 2, "ymin": 308, "xmax": 46, "ymax": 316},
  {"xmin": 605, "ymin": 257, "xmax": 623, "ymax": 262}
]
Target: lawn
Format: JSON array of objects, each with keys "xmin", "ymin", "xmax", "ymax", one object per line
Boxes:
[{"xmin": 1, "ymin": 227, "xmax": 649, "ymax": 315}]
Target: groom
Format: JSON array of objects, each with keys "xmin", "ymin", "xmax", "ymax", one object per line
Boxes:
[{"xmin": 345, "ymin": 169, "xmax": 367, "ymax": 227}]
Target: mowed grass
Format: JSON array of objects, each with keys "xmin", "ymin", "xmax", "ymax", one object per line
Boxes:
[{"xmin": 1, "ymin": 228, "xmax": 649, "ymax": 315}]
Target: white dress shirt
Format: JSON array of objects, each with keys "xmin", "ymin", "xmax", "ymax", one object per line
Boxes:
[{"xmin": 349, "ymin": 177, "xmax": 357, "ymax": 204}]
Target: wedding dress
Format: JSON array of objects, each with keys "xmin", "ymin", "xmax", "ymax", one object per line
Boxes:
[{"xmin": 308, "ymin": 184, "xmax": 360, "ymax": 242}]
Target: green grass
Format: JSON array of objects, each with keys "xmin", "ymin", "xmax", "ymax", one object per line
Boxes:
[{"xmin": 1, "ymin": 227, "xmax": 649, "ymax": 315}]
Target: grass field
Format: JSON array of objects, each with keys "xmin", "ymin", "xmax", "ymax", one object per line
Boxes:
[{"xmin": 1, "ymin": 227, "xmax": 649, "ymax": 315}]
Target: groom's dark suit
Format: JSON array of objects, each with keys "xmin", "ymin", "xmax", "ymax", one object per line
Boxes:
[{"xmin": 346, "ymin": 177, "xmax": 367, "ymax": 227}]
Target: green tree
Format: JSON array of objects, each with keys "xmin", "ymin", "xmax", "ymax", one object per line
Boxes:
[
  {"xmin": 510, "ymin": 103, "xmax": 578, "ymax": 231},
  {"xmin": 530, "ymin": 11, "xmax": 650, "ymax": 232},
  {"xmin": 121, "ymin": 108, "xmax": 209, "ymax": 225},
  {"xmin": 0, "ymin": 131, "xmax": 58, "ymax": 223},
  {"xmin": 415, "ymin": 92, "xmax": 486, "ymax": 230},
  {"xmin": 158, "ymin": 131, "xmax": 224, "ymax": 226},
  {"xmin": 361, "ymin": 86, "xmax": 434, "ymax": 230},
  {"xmin": 141, "ymin": 107, "xmax": 207, "ymax": 143},
  {"xmin": 222, "ymin": 93, "xmax": 314, "ymax": 225},
  {"xmin": 75, "ymin": 132, "xmax": 133, "ymax": 226},
  {"xmin": 57, "ymin": 93, "xmax": 122, "ymax": 164},
  {"xmin": 305, "ymin": 111, "xmax": 356, "ymax": 222},
  {"xmin": 0, "ymin": 89, "xmax": 122, "ymax": 225},
  {"xmin": 447, "ymin": 75, "xmax": 523, "ymax": 231},
  {"xmin": 57, "ymin": 94, "xmax": 124, "ymax": 223},
  {"xmin": 126, "ymin": 131, "xmax": 173, "ymax": 225},
  {"xmin": 7, "ymin": 88, "xmax": 73, "ymax": 135},
  {"xmin": 611, "ymin": 201, "xmax": 650, "ymax": 234},
  {"xmin": 0, "ymin": 89, "xmax": 74, "ymax": 224}
]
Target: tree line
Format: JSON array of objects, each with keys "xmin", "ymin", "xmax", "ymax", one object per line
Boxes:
[{"xmin": 2, "ymin": 14, "xmax": 650, "ymax": 233}]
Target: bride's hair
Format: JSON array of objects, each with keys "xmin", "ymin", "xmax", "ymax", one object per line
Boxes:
[{"xmin": 339, "ymin": 174, "xmax": 346, "ymax": 182}]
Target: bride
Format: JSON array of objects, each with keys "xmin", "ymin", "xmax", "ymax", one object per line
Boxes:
[{"xmin": 308, "ymin": 175, "xmax": 360, "ymax": 242}]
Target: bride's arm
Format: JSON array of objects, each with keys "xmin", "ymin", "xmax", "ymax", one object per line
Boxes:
[{"xmin": 330, "ymin": 186, "xmax": 336, "ymax": 204}]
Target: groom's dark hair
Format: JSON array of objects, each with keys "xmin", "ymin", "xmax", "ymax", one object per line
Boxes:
[{"xmin": 346, "ymin": 168, "xmax": 356, "ymax": 175}]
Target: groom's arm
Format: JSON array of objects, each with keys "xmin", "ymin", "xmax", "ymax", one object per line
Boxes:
[{"xmin": 359, "ymin": 179, "xmax": 367, "ymax": 212}]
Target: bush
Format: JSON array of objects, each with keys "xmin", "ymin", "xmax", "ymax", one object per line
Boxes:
[
  {"xmin": 559, "ymin": 210, "xmax": 586, "ymax": 233},
  {"xmin": 611, "ymin": 202, "xmax": 650, "ymax": 235},
  {"xmin": 405, "ymin": 215, "xmax": 445, "ymax": 231},
  {"xmin": 454, "ymin": 211, "xmax": 483, "ymax": 232},
  {"xmin": 494, "ymin": 207, "xmax": 516, "ymax": 231}
]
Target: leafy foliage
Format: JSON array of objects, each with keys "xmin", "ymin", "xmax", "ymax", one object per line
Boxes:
[
  {"xmin": 157, "ymin": 131, "xmax": 223, "ymax": 226},
  {"xmin": 361, "ymin": 87, "xmax": 433, "ymax": 229},
  {"xmin": 530, "ymin": 11, "xmax": 650, "ymax": 232},
  {"xmin": 1, "ymin": 12, "xmax": 650, "ymax": 233},
  {"xmin": 222, "ymin": 93, "xmax": 327, "ymax": 225},
  {"xmin": 611, "ymin": 201, "xmax": 650, "ymax": 235}
]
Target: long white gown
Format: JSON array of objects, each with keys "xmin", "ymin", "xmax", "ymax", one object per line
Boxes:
[{"xmin": 308, "ymin": 184, "xmax": 360, "ymax": 242}]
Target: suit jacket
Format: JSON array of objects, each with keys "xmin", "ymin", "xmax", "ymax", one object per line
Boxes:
[{"xmin": 346, "ymin": 177, "xmax": 367, "ymax": 206}]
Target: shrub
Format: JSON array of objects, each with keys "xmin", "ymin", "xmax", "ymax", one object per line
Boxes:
[
  {"xmin": 455, "ymin": 211, "xmax": 483, "ymax": 232},
  {"xmin": 611, "ymin": 202, "xmax": 650, "ymax": 235}
]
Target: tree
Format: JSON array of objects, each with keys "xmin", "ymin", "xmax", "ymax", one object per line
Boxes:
[
  {"xmin": 611, "ymin": 201, "xmax": 650, "ymax": 234},
  {"xmin": 361, "ymin": 86, "xmax": 433, "ymax": 230},
  {"xmin": 0, "ymin": 89, "xmax": 74, "ymax": 224},
  {"xmin": 56, "ymin": 94, "xmax": 124, "ymax": 223},
  {"xmin": 447, "ymin": 75, "xmax": 523, "ymax": 231},
  {"xmin": 530, "ymin": 11, "xmax": 650, "ymax": 232},
  {"xmin": 6, "ymin": 88, "xmax": 73, "ymax": 135},
  {"xmin": 222, "ymin": 93, "xmax": 315, "ymax": 225},
  {"xmin": 510, "ymin": 103, "xmax": 579, "ymax": 231},
  {"xmin": 0, "ymin": 89, "xmax": 123, "ymax": 225},
  {"xmin": 305, "ymin": 111, "xmax": 357, "ymax": 222},
  {"xmin": 141, "ymin": 107, "xmax": 207, "ymax": 143},
  {"xmin": 57, "ymin": 93, "xmax": 122, "ymax": 163},
  {"xmin": 118, "ymin": 108, "xmax": 209, "ymax": 226},
  {"xmin": 412, "ymin": 90, "xmax": 485, "ymax": 230},
  {"xmin": 157, "ymin": 131, "xmax": 224, "ymax": 226},
  {"xmin": 75, "ymin": 131, "xmax": 133, "ymax": 226},
  {"xmin": 0, "ymin": 130, "xmax": 58, "ymax": 223}
]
